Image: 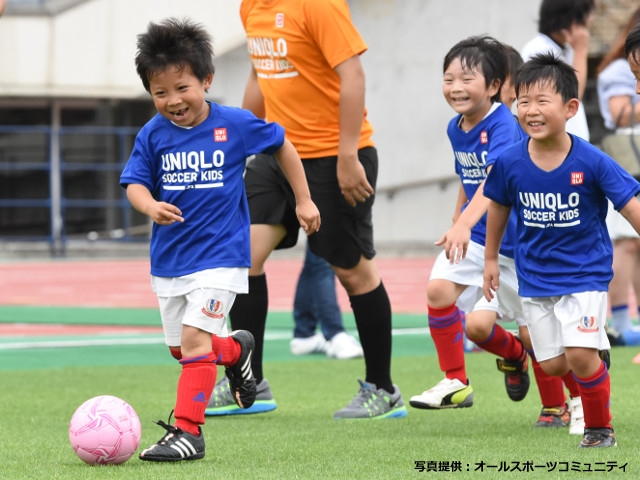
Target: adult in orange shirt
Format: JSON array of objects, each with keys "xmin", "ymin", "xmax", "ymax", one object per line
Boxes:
[{"xmin": 206, "ymin": 0, "xmax": 407, "ymax": 419}]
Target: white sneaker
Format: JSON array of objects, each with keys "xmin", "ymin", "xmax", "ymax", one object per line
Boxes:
[
  {"xmin": 569, "ymin": 396, "xmax": 585, "ymax": 435},
  {"xmin": 409, "ymin": 378, "xmax": 474, "ymax": 409},
  {"xmin": 290, "ymin": 333, "xmax": 327, "ymax": 355},
  {"xmin": 326, "ymin": 332, "xmax": 364, "ymax": 359}
]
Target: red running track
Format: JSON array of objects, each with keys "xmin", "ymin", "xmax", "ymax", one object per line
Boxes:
[{"xmin": 0, "ymin": 256, "xmax": 435, "ymax": 314}]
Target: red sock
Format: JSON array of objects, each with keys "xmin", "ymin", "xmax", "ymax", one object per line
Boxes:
[
  {"xmin": 173, "ymin": 352, "xmax": 217, "ymax": 435},
  {"xmin": 531, "ymin": 355, "xmax": 566, "ymax": 407},
  {"xmin": 474, "ymin": 324, "xmax": 524, "ymax": 360},
  {"xmin": 428, "ymin": 304, "xmax": 466, "ymax": 383},
  {"xmin": 561, "ymin": 371, "xmax": 580, "ymax": 399},
  {"xmin": 573, "ymin": 361, "xmax": 612, "ymax": 430},
  {"xmin": 211, "ymin": 335, "xmax": 241, "ymax": 367}
]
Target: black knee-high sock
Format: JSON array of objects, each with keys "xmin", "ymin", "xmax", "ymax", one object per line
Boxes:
[
  {"xmin": 349, "ymin": 281, "xmax": 394, "ymax": 393},
  {"xmin": 229, "ymin": 274, "xmax": 268, "ymax": 384}
]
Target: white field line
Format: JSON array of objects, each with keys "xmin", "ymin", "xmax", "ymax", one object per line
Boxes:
[{"xmin": 0, "ymin": 328, "xmax": 431, "ymax": 350}]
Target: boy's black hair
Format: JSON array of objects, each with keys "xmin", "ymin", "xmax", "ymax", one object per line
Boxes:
[
  {"xmin": 505, "ymin": 45, "xmax": 524, "ymax": 82},
  {"xmin": 515, "ymin": 53, "xmax": 578, "ymax": 103},
  {"xmin": 135, "ymin": 17, "xmax": 215, "ymax": 93},
  {"xmin": 538, "ymin": 0, "xmax": 595, "ymax": 37},
  {"xmin": 443, "ymin": 35, "xmax": 508, "ymax": 103},
  {"xmin": 624, "ymin": 21, "xmax": 640, "ymax": 64}
]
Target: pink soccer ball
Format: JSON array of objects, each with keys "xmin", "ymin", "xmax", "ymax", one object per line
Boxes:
[{"xmin": 69, "ymin": 395, "xmax": 141, "ymax": 465}]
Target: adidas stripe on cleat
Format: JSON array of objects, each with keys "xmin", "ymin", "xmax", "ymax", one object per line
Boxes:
[
  {"xmin": 409, "ymin": 378, "xmax": 473, "ymax": 409},
  {"xmin": 225, "ymin": 330, "xmax": 257, "ymax": 409},
  {"xmin": 139, "ymin": 419, "xmax": 205, "ymax": 462}
]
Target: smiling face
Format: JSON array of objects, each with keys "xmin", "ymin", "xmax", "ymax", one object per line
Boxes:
[
  {"xmin": 516, "ymin": 80, "xmax": 578, "ymax": 143},
  {"xmin": 443, "ymin": 57, "xmax": 498, "ymax": 129},
  {"xmin": 148, "ymin": 64, "xmax": 213, "ymax": 127}
]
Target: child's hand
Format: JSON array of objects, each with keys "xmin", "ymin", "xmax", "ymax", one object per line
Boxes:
[
  {"xmin": 564, "ymin": 23, "xmax": 590, "ymax": 51},
  {"xmin": 483, "ymin": 259, "xmax": 500, "ymax": 302},
  {"xmin": 149, "ymin": 202, "xmax": 184, "ymax": 225},
  {"xmin": 296, "ymin": 199, "xmax": 321, "ymax": 235},
  {"xmin": 434, "ymin": 223, "xmax": 471, "ymax": 264}
]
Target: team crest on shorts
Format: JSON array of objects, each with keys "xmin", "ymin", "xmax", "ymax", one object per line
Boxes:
[
  {"xmin": 202, "ymin": 298, "xmax": 224, "ymax": 319},
  {"xmin": 577, "ymin": 315, "xmax": 598, "ymax": 333}
]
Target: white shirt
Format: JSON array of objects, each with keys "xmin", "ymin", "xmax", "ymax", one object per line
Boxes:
[{"xmin": 521, "ymin": 33, "xmax": 590, "ymax": 141}]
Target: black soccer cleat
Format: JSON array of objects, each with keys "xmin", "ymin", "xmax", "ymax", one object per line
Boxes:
[
  {"xmin": 139, "ymin": 417, "xmax": 205, "ymax": 462},
  {"xmin": 225, "ymin": 330, "xmax": 257, "ymax": 409},
  {"xmin": 496, "ymin": 342, "xmax": 530, "ymax": 402}
]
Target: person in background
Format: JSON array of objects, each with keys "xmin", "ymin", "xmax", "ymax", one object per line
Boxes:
[
  {"xmin": 290, "ymin": 242, "xmax": 363, "ymax": 359},
  {"xmin": 597, "ymin": 8, "xmax": 640, "ymax": 347},
  {"xmin": 206, "ymin": 0, "xmax": 406, "ymax": 420},
  {"xmin": 521, "ymin": 0, "xmax": 595, "ymax": 141}
]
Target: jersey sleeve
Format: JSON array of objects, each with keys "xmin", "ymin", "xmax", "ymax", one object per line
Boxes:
[
  {"xmin": 234, "ymin": 108, "xmax": 286, "ymax": 157},
  {"xmin": 302, "ymin": 0, "xmax": 367, "ymax": 68},
  {"xmin": 483, "ymin": 153, "xmax": 512, "ymax": 207},
  {"xmin": 120, "ymin": 127, "xmax": 156, "ymax": 193},
  {"xmin": 598, "ymin": 151, "xmax": 640, "ymax": 211},
  {"xmin": 484, "ymin": 108, "xmax": 519, "ymax": 170}
]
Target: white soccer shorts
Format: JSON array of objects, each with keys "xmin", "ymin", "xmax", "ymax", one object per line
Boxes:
[
  {"xmin": 157, "ymin": 288, "xmax": 235, "ymax": 346},
  {"xmin": 429, "ymin": 240, "xmax": 525, "ymax": 325},
  {"xmin": 521, "ymin": 291, "xmax": 611, "ymax": 362}
]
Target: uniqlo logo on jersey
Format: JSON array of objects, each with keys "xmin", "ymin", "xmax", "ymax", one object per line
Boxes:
[
  {"xmin": 480, "ymin": 131, "xmax": 488, "ymax": 144},
  {"xmin": 571, "ymin": 172, "xmax": 584, "ymax": 185},
  {"xmin": 214, "ymin": 128, "xmax": 228, "ymax": 142},
  {"xmin": 275, "ymin": 13, "xmax": 284, "ymax": 28}
]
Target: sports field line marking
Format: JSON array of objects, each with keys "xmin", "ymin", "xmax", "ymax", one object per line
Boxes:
[{"xmin": 0, "ymin": 327, "xmax": 430, "ymax": 350}]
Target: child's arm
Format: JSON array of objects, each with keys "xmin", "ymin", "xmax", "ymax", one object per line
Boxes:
[
  {"xmin": 125, "ymin": 184, "xmax": 184, "ymax": 225},
  {"xmin": 273, "ymin": 139, "xmax": 321, "ymax": 235},
  {"xmin": 483, "ymin": 200, "xmax": 511, "ymax": 302},
  {"xmin": 451, "ymin": 184, "xmax": 468, "ymax": 224},
  {"xmin": 436, "ymin": 178, "xmax": 491, "ymax": 264},
  {"xmin": 619, "ymin": 196, "xmax": 640, "ymax": 235},
  {"xmin": 565, "ymin": 23, "xmax": 590, "ymax": 100}
]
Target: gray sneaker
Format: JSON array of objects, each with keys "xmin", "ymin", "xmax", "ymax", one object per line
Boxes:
[
  {"xmin": 334, "ymin": 379, "xmax": 407, "ymax": 419},
  {"xmin": 205, "ymin": 377, "xmax": 277, "ymax": 416}
]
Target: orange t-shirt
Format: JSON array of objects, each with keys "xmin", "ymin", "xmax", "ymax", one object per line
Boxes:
[{"xmin": 240, "ymin": 0, "xmax": 375, "ymax": 157}]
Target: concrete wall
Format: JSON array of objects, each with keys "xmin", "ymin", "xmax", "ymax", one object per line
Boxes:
[
  {"xmin": 0, "ymin": 0, "xmax": 245, "ymax": 97},
  {"xmin": 0, "ymin": 0, "xmax": 542, "ymax": 249}
]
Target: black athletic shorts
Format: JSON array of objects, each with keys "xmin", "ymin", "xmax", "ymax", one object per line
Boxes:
[{"xmin": 243, "ymin": 147, "xmax": 378, "ymax": 269}]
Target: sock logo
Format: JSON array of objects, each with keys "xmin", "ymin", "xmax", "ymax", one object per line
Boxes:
[{"xmin": 192, "ymin": 391, "xmax": 207, "ymax": 403}]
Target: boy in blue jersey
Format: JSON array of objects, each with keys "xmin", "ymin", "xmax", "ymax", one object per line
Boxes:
[
  {"xmin": 504, "ymin": 44, "xmax": 585, "ymax": 434},
  {"xmin": 410, "ymin": 36, "xmax": 531, "ymax": 410},
  {"xmin": 120, "ymin": 18, "xmax": 320, "ymax": 462},
  {"xmin": 483, "ymin": 53, "xmax": 640, "ymax": 448}
]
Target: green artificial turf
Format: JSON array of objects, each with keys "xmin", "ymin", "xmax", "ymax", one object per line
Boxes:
[{"xmin": 0, "ymin": 340, "xmax": 637, "ymax": 479}]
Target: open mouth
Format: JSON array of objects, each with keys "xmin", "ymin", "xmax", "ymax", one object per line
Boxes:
[{"xmin": 171, "ymin": 108, "xmax": 188, "ymax": 120}]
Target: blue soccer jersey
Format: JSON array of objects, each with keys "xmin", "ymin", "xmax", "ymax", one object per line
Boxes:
[
  {"xmin": 447, "ymin": 102, "xmax": 522, "ymax": 257},
  {"xmin": 484, "ymin": 134, "xmax": 640, "ymax": 297},
  {"xmin": 120, "ymin": 101, "xmax": 285, "ymax": 277}
]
